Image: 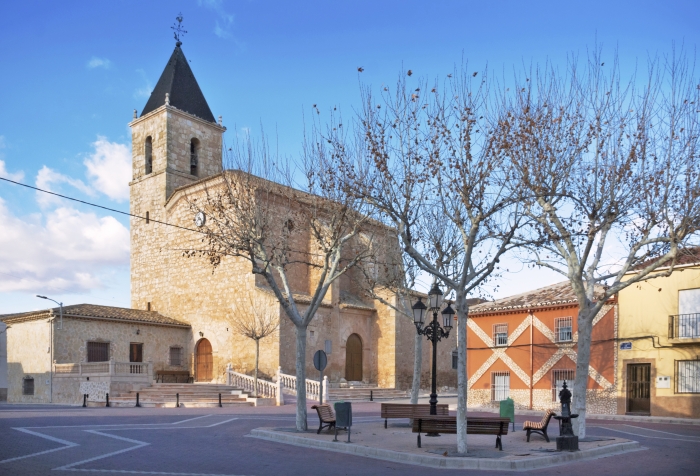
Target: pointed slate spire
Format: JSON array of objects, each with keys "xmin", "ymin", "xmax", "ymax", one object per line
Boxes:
[{"xmin": 140, "ymin": 45, "xmax": 216, "ymax": 123}]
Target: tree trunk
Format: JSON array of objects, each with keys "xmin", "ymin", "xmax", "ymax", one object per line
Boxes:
[
  {"xmin": 572, "ymin": 307, "xmax": 595, "ymax": 439},
  {"xmin": 254, "ymin": 338, "xmax": 260, "ymax": 398},
  {"xmin": 410, "ymin": 331, "xmax": 423, "ymax": 404},
  {"xmin": 455, "ymin": 292, "xmax": 468, "ymax": 454},
  {"xmin": 295, "ymin": 324, "xmax": 308, "ymax": 431}
]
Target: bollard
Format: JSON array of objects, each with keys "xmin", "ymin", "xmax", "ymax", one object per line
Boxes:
[
  {"xmin": 219, "ymin": 393, "xmax": 222, "ymax": 408},
  {"xmin": 83, "ymin": 394, "xmax": 87, "ymax": 407},
  {"xmin": 136, "ymin": 393, "xmax": 140, "ymax": 407},
  {"xmin": 176, "ymin": 393, "xmax": 179, "ymax": 407},
  {"xmin": 370, "ymin": 390, "xmax": 373, "ymax": 402},
  {"xmin": 106, "ymin": 393, "xmax": 110, "ymax": 407}
]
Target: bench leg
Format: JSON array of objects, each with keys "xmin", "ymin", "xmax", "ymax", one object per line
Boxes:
[
  {"xmin": 543, "ymin": 429, "xmax": 550, "ymax": 443},
  {"xmin": 526, "ymin": 429, "xmax": 531, "ymax": 442},
  {"xmin": 496, "ymin": 435, "xmax": 502, "ymax": 451},
  {"xmin": 417, "ymin": 433, "xmax": 421, "ymax": 448},
  {"xmin": 317, "ymin": 421, "xmax": 323, "ymax": 434},
  {"xmin": 385, "ymin": 418, "xmax": 387, "ymax": 429}
]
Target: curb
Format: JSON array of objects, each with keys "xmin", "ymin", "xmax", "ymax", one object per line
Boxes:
[
  {"xmin": 249, "ymin": 428, "xmax": 642, "ymax": 471},
  {"xmin": 460, "ymin": 407, "xmax": 700, "ymax": 426}
]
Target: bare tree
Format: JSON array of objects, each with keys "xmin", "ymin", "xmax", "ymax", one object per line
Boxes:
[
  {"xmin": 503, "ymin": 50, "xmax": 700, "ymax": 437},
  {"xmin": 353, "ymin": 233, "xmax": 426, "ymax": 404},
  {"xmin": 230, "ymin": 296, "xmax": 279, "ymax": 396},
  {"xmin": 328, "ymin": 68, "xmax": 525, "ymax": 454},
  {"xmin": 186, "ymin": 133, "xmax": 374, "ymax": 431}
]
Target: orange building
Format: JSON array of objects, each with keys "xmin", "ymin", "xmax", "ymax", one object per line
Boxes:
[{"xmin": 466, "ymin": 282, "xmax": 617, "ymax": 413}]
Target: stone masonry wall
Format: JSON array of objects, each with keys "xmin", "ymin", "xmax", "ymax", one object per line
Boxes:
[
  {"xmin": 6, "ymin": 319, "xmax": 52, "ymax": 403},
  {"xmin": 54, "ymin": 317, "xmax": 189, "ymax": 369}
]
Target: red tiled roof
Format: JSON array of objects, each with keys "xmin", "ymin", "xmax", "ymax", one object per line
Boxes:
[
  {"xmin": 633, "ymin": 246, "xmax": 700, "ymax": 271},
  {"xmin": 0, "ymin": 304, "xmax": 190, "ymax": 327},
  {"xmin": 468, "ymin": 281, "xmax": 604, "ymax": 315}
]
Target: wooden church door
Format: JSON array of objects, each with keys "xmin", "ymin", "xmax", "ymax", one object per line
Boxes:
[
  {"xmin": 345, "ymin": 334, "xmax": 363, "ymax": 382},
  {"xmin": 196, "ymin": 339, "xmax": 213, "ymax": 381}
]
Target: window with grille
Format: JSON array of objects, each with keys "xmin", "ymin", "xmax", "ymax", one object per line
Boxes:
[
  {"xmin": 169, "ymin": 346, "xmax": 184, "ymax": 367},
  {"xmin": 87, "ymin": 342, "xmax": 110, "ymax": 362},
  {"xmin": 554, "ymin": 317, "xmax": 573, "ymax": 342},
  {"xmin": 551, "ymin": 369, "xmax": 575, "ymax": 401},
  {"xmin": 23, "ymin": 377, "xmax": 34, "ymax": 396},
  {"xmin": 493, "ymin": 324, "xmax": 508, "ymax": 347},
  {"xmin": 491, "ymin": 371, "xmax": 510, "ymax": 401},
  {"xmin": 676, "ymin": 360, "xmax": 700, "ymax": 393},
  {"xmin": 452, "ymin": 349, "xmax": 458, "ymax": 370}
]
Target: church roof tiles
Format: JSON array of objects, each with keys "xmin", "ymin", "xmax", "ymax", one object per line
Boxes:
[
  {"xmin": 0, "ymin": 304, "xmax": 190, "ymax": 328},
  {"xmin": 140, "ymin": 45, "xmax": 216, "ymax": 123}
]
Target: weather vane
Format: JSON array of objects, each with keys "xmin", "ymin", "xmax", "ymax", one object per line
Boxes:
[{"xmin": 171, "ymin": 13, "xmax": 187, "ymax": 46}]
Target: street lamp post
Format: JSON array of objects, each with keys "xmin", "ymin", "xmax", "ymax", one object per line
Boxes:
[
  {"xmin": 36, "ymin": 295, "xmax": 62, "ymax": 404},
  {"xmin": 36, "ymin": 295, "xmax": 62, "ymax": 330},
  {"xmin": 412, "ymin": 283, "xmax": 454, "ymax": 417}
]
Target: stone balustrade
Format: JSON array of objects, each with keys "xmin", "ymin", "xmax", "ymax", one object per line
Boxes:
[{"xmin": 54, "ymin": 360, "xmax": 151, "ymax": 377}]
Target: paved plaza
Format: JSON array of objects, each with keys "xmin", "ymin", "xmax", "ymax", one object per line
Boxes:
[{"xmin": 1, "ymin": 402, "xmax": 699, "ymax": 475}]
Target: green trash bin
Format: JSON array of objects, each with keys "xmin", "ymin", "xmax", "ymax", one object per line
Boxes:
[{"xmin": 499, "ymin": 397, "xmax": 515, "ymax": 431}]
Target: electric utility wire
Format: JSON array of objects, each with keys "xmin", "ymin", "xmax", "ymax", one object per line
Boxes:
[{"xmin": 0, "ymin": 176, "xmax": 205, "ymax": 235}]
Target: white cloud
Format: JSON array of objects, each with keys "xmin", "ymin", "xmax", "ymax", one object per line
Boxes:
[
  {"xmin": 0, "ymin": 198, "xmax": 129, "ymax": 293},
  {"xmin": 0, "ymin": 160, "xmax": 24, "ymax": 182},
  {"xmin": 35, "ymin": 165, "xmax": 94, "ymax": 207},
  {"xmin": 87, "ymin": 57, "xmax": 112, "ymax": 69},
  {"xmin": 199, "ymin": 0, "xmax": 235, "ymax": 39},
  {"xmin": 84, "ymin": 137, "xmax": 131, "ymax": 202}
]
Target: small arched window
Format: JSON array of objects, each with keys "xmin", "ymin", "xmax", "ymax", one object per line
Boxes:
[
  {"xmin": 145, "ymin": 136, "xmax": 153, "ymax": 174},
  {"xmin": 190, "ymin": 138, "xmax": 200, "ymax": 176}
]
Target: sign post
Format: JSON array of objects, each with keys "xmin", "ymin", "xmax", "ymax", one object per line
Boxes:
[{"xmin": 313, "ymin": 350, "xmax": 328, "ymax": 405}]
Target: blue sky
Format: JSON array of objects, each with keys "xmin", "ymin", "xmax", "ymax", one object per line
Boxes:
[{"xmin": 1, "ymin": 0, "xmax": 698, "ymax": 313}]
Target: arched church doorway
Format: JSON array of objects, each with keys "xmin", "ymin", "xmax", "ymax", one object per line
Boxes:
[
  {"xmin": 196, "ymin": 339, "xmax": 213, "ymax": 381},
  {"xmin": 345, "ymin": 334, "xmax": 363, "ymax": 382}
]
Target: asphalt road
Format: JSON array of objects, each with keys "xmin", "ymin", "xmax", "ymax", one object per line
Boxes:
[{"xmin": 0, "ymin": 402, "xmax": 698, "ymax": 476}]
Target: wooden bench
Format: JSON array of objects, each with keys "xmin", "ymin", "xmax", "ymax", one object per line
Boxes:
[
  {"xmin": 311, "ymin": 404, "xmax": 336, "ymax": 434},
  {"xmin": 155, "ymin": 370, "xmax": 193, "ymax": 383},
  {"xmin": 523, "ymin": 409, "xmax": 556, "ymax": 442},
  {"xmin": 380, "ymin": 403, "xmax": 449, "ymax": 428},
  {"xmin": 412, "ymin": 416, "xmax": 511, "ymax": 450}
]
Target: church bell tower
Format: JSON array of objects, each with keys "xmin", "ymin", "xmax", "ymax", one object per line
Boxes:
[{"xmin": 128, "ymin": 37, "xmax": 225, "ymax": 310}]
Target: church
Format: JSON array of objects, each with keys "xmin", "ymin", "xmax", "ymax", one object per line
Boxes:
[{"xmin": 1, "ymin": 40, "xmax": 457, "ymax": 404}]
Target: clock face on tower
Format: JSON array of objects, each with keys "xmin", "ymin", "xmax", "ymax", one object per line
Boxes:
[{"xmin": 194, "ymin": 211, "xmax": 206, "ymax": 227}]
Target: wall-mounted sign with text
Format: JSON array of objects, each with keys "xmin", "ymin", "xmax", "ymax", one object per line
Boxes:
[{"xmin": 619, "ymin": 342, "xmax": 632, "ymax": 350}]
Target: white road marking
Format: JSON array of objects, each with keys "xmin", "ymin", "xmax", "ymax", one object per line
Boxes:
[
  {"xmin": 60, "ymin": 470, "xmax": 252, "ymax": 475},
  {"xmin": 0, "ymin": 428, "xmax": 78, "ymax": 464},
  {"xmin": 206, "ymin": 417, "xmax": 238, "ymax": 427},
  {"xmin": 171, "ymin": 414, "xmax": 213, "ymax": 425},
  {"xmin": 590, "ymin": 425, "xmax": 700, "ymax": 442},
  {"xmin": 22, "ymin": 414, "xmax": 214, "ymax": 429},
  {"xmin": 621, "ymin": 424, "xmax": 700, "ymax": 438},
  {"xmin": 54, "ymin": 430, "xmax": 150, "ymax": 470}
]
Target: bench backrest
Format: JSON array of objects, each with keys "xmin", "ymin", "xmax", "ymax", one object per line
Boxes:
[
  {"xmin": 412, "ymin": 416, "xmax": 511, "ymax": 435},
  {"xmin": 381, "ymin": 403, "xmax": 449, "ymax": 418},
  {"xmin": 311, "ymin": 404, "xmax": 335, "ymax": 422},
  {"xmin": 540, "ymin": 409, "xmax": 556, "ymax": 427}
]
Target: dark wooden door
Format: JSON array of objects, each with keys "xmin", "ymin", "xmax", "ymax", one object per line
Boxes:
[
  {"xmin": 345, "ymin": 334, "xmax": 363, "ymax": 381},
  {"xmin": 627, "ymin": 363, "xmax": 651, "ymax": 414},
  {"xmin": 129, "ymin": 343, "xmax": 143, "ymax": 362},
  {"xmin": 129, "ymin": 343, "xmax": 144, "ymax": 374},
  {"xmin": 196, "ymin": 339, "xmax": 213, "ymax": 381}
]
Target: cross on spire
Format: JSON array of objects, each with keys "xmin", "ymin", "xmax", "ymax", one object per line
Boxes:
[{"xmin": 171, "ymin": 13, "xmax": 187, "ymax": 46}]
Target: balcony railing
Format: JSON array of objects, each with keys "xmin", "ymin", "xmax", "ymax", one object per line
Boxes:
[
  {"xmin": 669, "ymin": 313, "xmax": 700, "ymax": 339},
  {"xmin": 54, "ymin": 360, "xmax": 152, "ymax": 377}
]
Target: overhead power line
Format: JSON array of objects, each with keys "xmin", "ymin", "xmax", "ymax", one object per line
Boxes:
[{"xmin": 0, "ymin": 176, "xmax": 204, "ymax": 235}]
